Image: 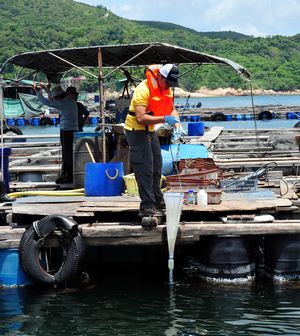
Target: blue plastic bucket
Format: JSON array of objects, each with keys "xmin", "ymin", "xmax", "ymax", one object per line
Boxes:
[
  {"xmin": 17, "ymin": 118, "xmax": 25, "ymax": 127},
  {"xmin": 6, "ymin": 119, "xmax": 15, "ymax": 126},
  {"xmin": 0, "ymin": 249, "xmax": 31, "ymax": 286},
  {"xmin": 190, "ymin": 115, "xmax": 200, "ymax": 122},
  {"xmin": 85, "ymin": 162, "xmax": 125, "ymax": 196},
  {"xmin": 51, "ymin": 117, "xmax": 57, "ymax": 125},
  {"xmin": 89, "ymin": 117, "xmax": 98, "ymax": 125},
  {"xmin": 188, "ymin": 122, "xmax": 205, "ymax": 136},
  {"xmin": 225, "ymin": 115, "xmax": 232, "ymax": 121}
]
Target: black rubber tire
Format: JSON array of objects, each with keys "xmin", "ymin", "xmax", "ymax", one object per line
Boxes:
[
  {"xmin": 3, "ymin": 126, "xmax": 23, "ymax": 136},
  {"xmin": 294, "ymin": 121, "xmax": 300, "ymax": 128},
  {"xmin": 3, "ymin": 126, "xmax": 25, "ymax": 143},
  {"xmin": 39, "ymin": 116, "xmax": 52, "ymax": 126},
  {"xmin": 211, "ymin": 112, "xmax": 226, "ymax": 121},
  {"xmin": 258, "ymin": 110, "xmax": 273, "ymax": 120},
  {"xmin": 19, "ymin": 215, "xmax": 85, "ymax": 286}
]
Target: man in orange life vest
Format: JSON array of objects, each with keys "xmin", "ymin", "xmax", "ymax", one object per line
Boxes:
[{"xmin": 124, "ymin": 64, "xmax": 181, "ymax": 218}]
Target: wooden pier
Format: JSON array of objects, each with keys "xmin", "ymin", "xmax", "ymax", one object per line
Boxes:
[{"xmin": 1, "ymin": 124, "xmax": 299, "ymax": 252}]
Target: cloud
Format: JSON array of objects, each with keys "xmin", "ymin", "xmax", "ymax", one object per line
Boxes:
[{"xmin": 76, "ymin": 0, "xmax": 300, "ymax": 36}]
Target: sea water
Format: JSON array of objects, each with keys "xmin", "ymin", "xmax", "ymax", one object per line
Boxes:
[{"xmin": 2, "ymin": 268, "xmax": 300, "ymax": 336}]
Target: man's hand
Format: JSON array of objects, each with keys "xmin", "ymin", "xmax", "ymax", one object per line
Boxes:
[
  {"xmin": 165, "ymin": 115, "xmax": 179, "ymax": 126},
  {"xmin": 32, "ymin": 83, "xmax": 39, "ymax": 91}
]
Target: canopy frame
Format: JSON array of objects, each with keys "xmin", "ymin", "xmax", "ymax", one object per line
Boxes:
[{"xmin": 0, "ymin": 42, "xmax": 251, "ymax": 164}]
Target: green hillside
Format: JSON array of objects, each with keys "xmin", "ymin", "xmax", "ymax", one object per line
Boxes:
[{"xmin": 0, "ymin": 0, "xmax": 299, "ymax": 91}]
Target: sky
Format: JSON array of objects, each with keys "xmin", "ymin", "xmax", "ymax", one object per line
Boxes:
[{"xmin": 76, "ymin": 0, "xmax": 300, "ymax": 37}]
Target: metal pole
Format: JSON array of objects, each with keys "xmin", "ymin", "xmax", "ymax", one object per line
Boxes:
[
  {"xmin": 98, "ymin": 48, "xmax": 106, "ymax": 163},
  {"xmin": 0, "ymin": 76, "xmax": 4, "ymax": 181},
  {"xmin": 103, "ymin": 44, "xmax": 154, "ymax": 79},
  {"xmin": 48, "ymin": 52, "xmax": 98, "ymax": 79}
]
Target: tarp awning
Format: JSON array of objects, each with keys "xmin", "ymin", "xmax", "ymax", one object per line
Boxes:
[
  {"xmin": 1, "ymin": 42, "xmax": 250, "ymax": 82},
  {"xmin": 3, "ymin": 94, "xmax": 48, "ymax": 118}
]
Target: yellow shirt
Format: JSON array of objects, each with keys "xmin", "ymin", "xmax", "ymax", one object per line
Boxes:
[{"xmin": 124, "ymin": 80, "xmax": 155, "ymax": 132}]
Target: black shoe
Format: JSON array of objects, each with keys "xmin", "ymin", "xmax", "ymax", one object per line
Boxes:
[
  {"xmin": 0, "ymin": 181, "xmax": 15, "ymax": 203},
  {"xmin": 0, "ymin": 195, "xmax": 15, "ymax": 203},
  {"xmin": 156, "ymin": 200, "xmax": 166, "ymax": 211},
  {"xmin": 138, "ymin": 207, "xmax": 157, "ymax": 217},
  {"xmin": 55, "ymin": 174, "xmax": 66, "ymax": 184},
  {"xmin": 60, "ymin": 177, "xmax": 73, "ymax": 184}
]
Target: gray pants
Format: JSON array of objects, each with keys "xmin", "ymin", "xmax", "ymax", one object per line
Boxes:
[{"xmin": 125, "ymin": 130, "xmax": 163, "ymax": 210}]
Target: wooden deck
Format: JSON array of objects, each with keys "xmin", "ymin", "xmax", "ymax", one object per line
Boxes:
[
  {"xmin": 0, "ymin": 192, "xmax": 297, "ymax": 249},
  {"xmin": 2, "ymin": 219, "xmax": 300, "ymax": 249}
]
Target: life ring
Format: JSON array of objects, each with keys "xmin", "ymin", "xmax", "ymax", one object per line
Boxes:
[
  {"xmin": 211, "ymin": 112, "xmax": 226, "ymax": 121},
  {"xmin": 258, "ymin": 110, "xmax": 273, "ymax": 120},
  {"xmin": 19, "ymin": 215, "xmax": 85, "ymax": 285},
  {"xmin": 39, "ymin": 116, "xmax": 52, "ymax": 126}
]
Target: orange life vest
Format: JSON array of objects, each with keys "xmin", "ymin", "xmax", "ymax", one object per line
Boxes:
[{"xmin": 145, "ymin": 65, "xmax": 174, "ymax": 117}]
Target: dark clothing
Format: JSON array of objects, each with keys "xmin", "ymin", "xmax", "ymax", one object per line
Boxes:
[
  {"xmin": 125, "ymin": 130, "xmax": 163, "ymax": 210},
  {"xmin": 77, "ymin": 102, "xmax": 89, "ymax": 132},
  {"xmin": 60, "ymin": 130, "xmax": 76, "ymax": 180}
]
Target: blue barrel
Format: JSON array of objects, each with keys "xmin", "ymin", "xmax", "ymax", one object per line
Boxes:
[
  {"xmin": 94, "ymin": 95, "xmax": 100, "ymax": 103},
  {"xmin": 190, "ymin": 115, "xmax": 200, "ymax": 122},
  {"xmin": 235, "ymin": 114, "xmax": 243, "ymax": 121},
  {"xmin": 6, "ymin": 119, "xmax": 15, "ymax": 126},
  {"xmin": 85, "ymin": 162, "xmax": 124, "ymax": 196},
  {"xmin": 225, "ymin": 115, "xmax": 232, "ymax": 121},
  {"xmin": 0, "ymin": 147, "xmax": 11, "ymax": 193},
  {"xmin": 89, "ymin": 116, "xmax": 98, "ymax": 125},
  {"xmin": 16, "ymin": 118, "xmax": 25, "ymax": 127},
  {"xmin": 31, "ymin": 117, "xmax": 40, "ymax": 126},
  {"xmin": 0, "ymin": 249, "xmax": 31, "ymax": 286},
  {"xmin": 287, "ymin": 112, "xmax": 296, "ymax": 119},
  {"xmin": 188, "ymin": 122, "xmax": 205, "ymax": 136},
  {"xmin": 51, "ymin": 117, "xmax": 57, "ymax": 125}
]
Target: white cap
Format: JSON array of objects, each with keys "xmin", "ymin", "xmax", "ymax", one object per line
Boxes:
[{"xmin": 159, "ymin": 64, "xmax": 179, "ymax": 86}]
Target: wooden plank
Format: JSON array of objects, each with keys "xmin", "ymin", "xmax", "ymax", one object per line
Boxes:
[
  {"xmin": 12, "ymin": 203, "xmax": 92, "ymax": 217},
  {"xmin": 10, "ymin": 182, "xmax": 57, "ymax": 190},
  {"xmin": 80, "ymin": 220, "xmax": 300, "ymax": 245},
  {"xmin": 77, "ymin": 207, "xmax": 137, "ymax": 212},
  {"xmin": 10, "ymin": 165, "xmax": 60, "ymax": 173},
  {"xmin": 186, "ymin": 126, "xmax": 223, "ymax": 143},
  {"xmin": 216, "ymin": 157, "xmax": 300, "ymax": 163},
  {"xmin": 218, "ymin": 135, "xmax": 269, "ymax": 141},
  {"xmin": 79, "ymin": 201, "xmax": 139, "ymax": 208},
  {"xmin": 76, "ymin": 198, "xmax": 292, "ymax": 213},
  {"xmin": 2, "ymin": 219, "xmax": 300, "ymax": 248},
  {"xmin": 5, "ymin": 141, "xmax": 59, "ymax": 148},
  {"xmin": 4, "ymin": 134, "xmax": 60, "ymax": 139},
  {"xmin": 182, "ymin": 198, "xmax": 292, "ymax": 212}
]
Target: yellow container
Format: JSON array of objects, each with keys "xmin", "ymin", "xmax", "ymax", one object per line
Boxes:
[{"xmin": 123, "ymin": 173, "xmax": 166, "ymax": 196}]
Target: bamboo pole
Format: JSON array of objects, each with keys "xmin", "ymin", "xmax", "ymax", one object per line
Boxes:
[{"xmin": 98, "ymin": 48, "xmax": 106, "ymax": 163}]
